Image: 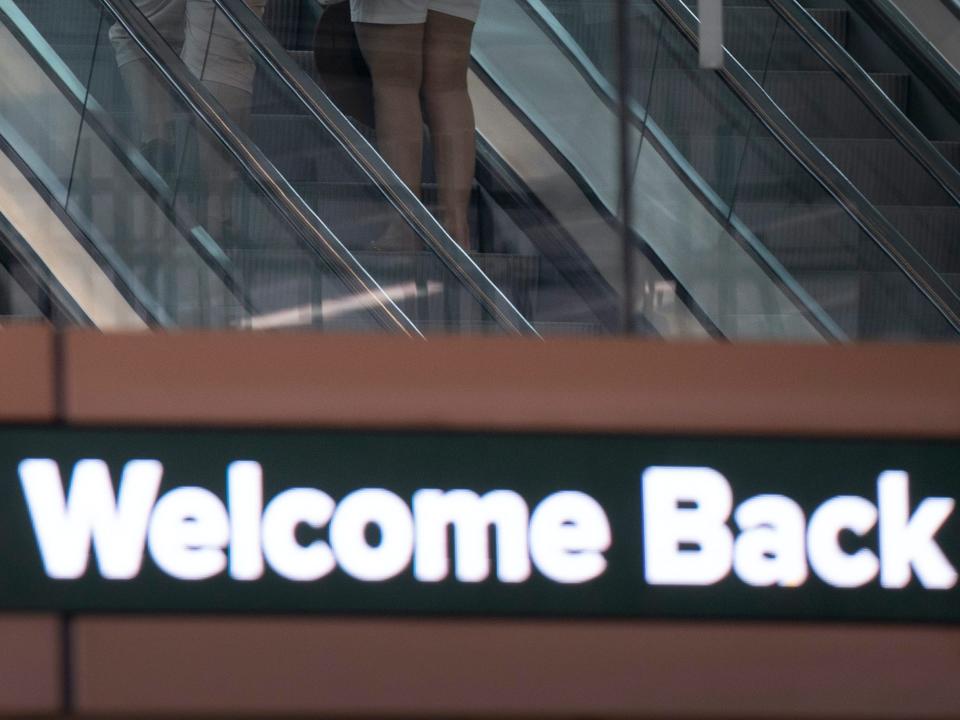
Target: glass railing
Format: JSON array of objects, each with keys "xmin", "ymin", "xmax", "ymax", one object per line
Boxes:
[
  {"xmin": 3, "ymin": 0, "xmax": 958, "ymax": 341},
  {"xmin": 670, "ymin": 0, "xmax": 960, "ymax": 338}
]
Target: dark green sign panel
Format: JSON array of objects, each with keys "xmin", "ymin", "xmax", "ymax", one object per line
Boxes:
[{"xmin": 2, "ymin": 427, "xmax": 958, "ymax": 621}]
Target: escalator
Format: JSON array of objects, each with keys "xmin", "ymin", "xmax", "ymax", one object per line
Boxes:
[
  {"xmin": 220, "ymin": 0, "xmax": 959, "ymax": 340},
  {"xmin": 2, "ymin": 0, "xmax": 957, "ymax": 341},
  {"xmin": 680, "ymin": 0, "xmax": 960, "ymax": 335},
  {"xmin": 236, "ymin": 0, "xmax": 825, "ymax": 339},
  {"xmin": 0, "ymin": 0, "xmax": 535, "ymax": 335},
  {"xmin": 525, "ymin": 0, "xmax": 960, "ymax": 339}
]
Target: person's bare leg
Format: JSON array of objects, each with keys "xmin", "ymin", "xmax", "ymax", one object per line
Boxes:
[
  {"xmin": 422, "ymin": 11, "xmax": 476, "ymax": 250},
  {"xmin": 355, "ymin": 22, "xmax": 425, "ymax": 195}
]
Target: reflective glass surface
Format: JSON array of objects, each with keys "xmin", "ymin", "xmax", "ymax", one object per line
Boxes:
[
  {"xmin": 0, "ymin": 0, "xmax": 957, "ymax": 341},
  {"xmin": 675, "ymin": 0, "xmax": 959, "ymax": 339}
]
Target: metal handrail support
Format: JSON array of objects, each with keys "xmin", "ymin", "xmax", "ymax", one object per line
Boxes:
[
  {"xmin": 654, "ymin": 0, "xmax": 960, "ymax": 334},
  {"xmin": 215, "ymin": 0, "xmax": 539, "ymax": 337},
  {"xmin": 103, "ymin": 0, "xmax": 423, "ymax": 337}
]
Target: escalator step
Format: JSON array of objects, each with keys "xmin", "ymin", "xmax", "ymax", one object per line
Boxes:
[
  {"xmin": 735, "ymin": 203, "xmax": 960, "ymax": 274},
  {"xmin": 723, "ymin": 6, "xmax": 849, "ymax": 63},
  {"xmin": 646, "ymin": 70, "xmax": 909, "ymax": 139},
  {"xmin": 671, "ymin": 135, "xmax": 958, "ymax": 205},
  {"xmin": 261, "ymin": 0, "xmax": 302, "ymax": 51},
  {"xmin": 555, "ymin": 1, "xmax": 848, "ymax": 76}
]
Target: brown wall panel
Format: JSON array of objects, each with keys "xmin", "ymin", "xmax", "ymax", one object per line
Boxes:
[
  {"xmin": 64, "ymin": 331, "xmax": 960, "ymax": 437},
  {"xmin": 0, "ymin": 615, "xmax": 59, "ymax": 715},
  {"xmin": 73, "ymin": 617, "xmax": 960, "ymax": 718},
  {"xmin": 0, "ymin": 324, "xmax": 54, "ymax": 423}
]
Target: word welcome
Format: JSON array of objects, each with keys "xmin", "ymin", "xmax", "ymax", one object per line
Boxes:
[{"xmin": 19, "ymin": 459, "xmax": 611, "ymax": 584}]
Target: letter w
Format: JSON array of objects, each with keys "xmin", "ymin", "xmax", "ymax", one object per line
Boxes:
[{"xmin": 19, "ymin": 458, "xmax": 162, "ymax": 579}]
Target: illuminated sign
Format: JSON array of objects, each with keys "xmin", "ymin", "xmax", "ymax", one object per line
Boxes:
[
  {"xmin": 0, "ymin": 428, "xmax": 957, "ymax": 620},
  {"xmin": 20, "ymin": 459, "xmax": 610, "ymax": 585}
]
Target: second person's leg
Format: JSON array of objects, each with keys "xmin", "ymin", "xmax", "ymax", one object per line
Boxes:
[
  {"xmin": 422, "ymin": 9, "xmax": 477, "ymax": 249},
  {"xmin": 182, "ymin": 0, "xmax": 267, "ymax": 237},
  {"xmin": 354, "ymin": 20, "xmax": 426, "ymax": 196},
  {"xmin": 110, "ymin": 0, "xmax": 187, "ymax": 171}
]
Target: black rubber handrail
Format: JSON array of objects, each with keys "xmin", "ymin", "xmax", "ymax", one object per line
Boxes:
[
  {"xmin": 215, "ymin": 0, "xmax": 540, "ymax": 337},
  {"xmin": 104, "ymin": 0, "xmax": 423, "ymax": 337},
  {"xmin": 654, "ymin": 0, "xmax": 960, "ymax": 334}
]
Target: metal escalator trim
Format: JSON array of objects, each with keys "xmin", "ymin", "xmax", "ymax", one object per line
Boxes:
[
  {"xmin": 655, "ymin": 0, "xmax": 960, "ymax": 335},
  {"xmin": 102, "ymin": 0, "xmax": 423, "ymax": 338},
  {"xmin": 0, "ymin": 128, "xmax": 166, "ymax": 328},
  {"xmin": 767, "ymin": 0, "xmax": 960, "ymax": 212},
  {"xmin": 213, "ymin": 0, "xmax": 539, "ymax": 338},
  {"xmin": 0, "ymin": 0, "xmax": 249, "ymax": 322},
  {"xmin": 0, "ymin": 210, "xmax": 90, "ymax": 326},
  {"xmin": 521, "ymin": 0, "xmax": 846, "ymax": 342},
  {"xmin": 0, "ymin": 145, "xmax": 146, "ymax": 330}
]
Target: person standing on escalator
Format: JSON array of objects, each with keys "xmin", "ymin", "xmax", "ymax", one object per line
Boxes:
[
  {"xmin": 109, "ymin": 0, "xmax": 268, "ymax": 238},
  {"xmin": 350, "ymin": 0, "xmax": 482, "ymax": 250}
]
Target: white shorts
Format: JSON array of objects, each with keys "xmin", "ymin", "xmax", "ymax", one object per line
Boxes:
[
  {"xmin": 110, "ymin": 0, "xmax": 267, "ymax": 91},
  {"xmin": 350, "ymin": 0, "xmax": 482, "ymax": 24}
]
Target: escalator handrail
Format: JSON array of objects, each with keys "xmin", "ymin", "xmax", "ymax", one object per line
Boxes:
[
  {"xmin": 521, "ymin": 0, "xmax": 845, "ymax": 341},
  {"xmin": 103, "ymin": 0, "xmax": 423, "ymax": 337},
  {"xmin": 847, "ymin": 0, "xmax": 960, "ymax": 124},
  {"xmin": 655, "ymin": 0, "xmax": 960, "ymax": 334},
  {"xmin": 214, "ymin": 0, "xmax": 539, "ymax": 338},
  {"xmin": 767, "ymin": 0, "xmax": 960, "ymax": 212}
]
